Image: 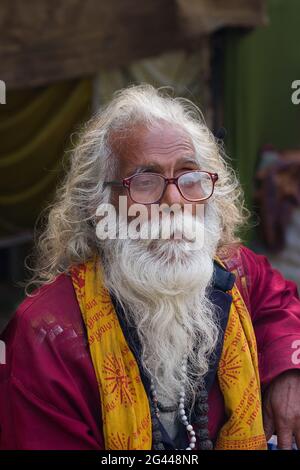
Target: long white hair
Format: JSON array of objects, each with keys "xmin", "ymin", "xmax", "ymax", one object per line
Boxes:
[{"xmin": 27, "ymin": 84, "xmax": 248, "ymax": 292}]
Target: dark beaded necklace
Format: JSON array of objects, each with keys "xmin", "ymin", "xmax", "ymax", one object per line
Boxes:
[
  {"xmin": 192, "ymin": 385, "xmax": 213, "ymax": 450},
  {"xmin": 150, "ymin": 379, "xmax": 213, "ymax": 450},
  {"xmin": 150, "ymin": 402, "xmax": 165, "ymax": 450}
]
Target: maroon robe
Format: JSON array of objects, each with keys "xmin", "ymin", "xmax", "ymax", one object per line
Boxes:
[{"xmin": 0, "ymin": 245, "xmax": 300, "ymax": 449}]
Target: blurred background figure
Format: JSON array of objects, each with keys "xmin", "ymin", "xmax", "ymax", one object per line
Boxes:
[{"xmin": 254, "ymin": 147, "xmax": 300, "ymax": 293}]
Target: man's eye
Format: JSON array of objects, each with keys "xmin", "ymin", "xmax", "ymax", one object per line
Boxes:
[
  {"xmin": 136, "ymin": 180, "xmax": 156, "ymax": 188},
  {"xmin": 182, "ymin": 179, "xmax": 195, "ymax": 186},
  {"xmin": 133, "ymin": 176, "xmax": 156, "ymax": 186}
]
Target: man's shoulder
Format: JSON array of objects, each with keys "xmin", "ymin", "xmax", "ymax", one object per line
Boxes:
[
  {"xmin": 0, "ymin": 272, "xmax": 90, "ymax": 388},
  {"xmin": 218, "ymin": 243, "xmax": 275, "ymax": 279},
  {"xmin": 217, "ymin": 243, "xmax": 256, "ymax": 271},
  {"xmin": 1, "ymin": 273, "xmax": 83, "ymax": 366},
  {"xmin": 216, "ymin": 243, "xmax": 264, "ymax": 307},
  {"xmin": 0, "ymin": 272, "xmax": 98, "ymax": 417},
  {"xmin": 16, "ymin": 273, "xmax": 78, "ymax": 322}
]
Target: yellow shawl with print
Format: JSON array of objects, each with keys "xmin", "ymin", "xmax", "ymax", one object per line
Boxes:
[{"xmin": 70, "ymin": 257, "xmax": 267, "ymax": 450}]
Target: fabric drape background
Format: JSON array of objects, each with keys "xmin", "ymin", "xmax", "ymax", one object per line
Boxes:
[
  {"xmin": 0, "ymin": 79, "xmax": 92, "ymax": 238},
  {"xmin": 0, "ymin": 49, "xmax": 210, "ymax": 240}
]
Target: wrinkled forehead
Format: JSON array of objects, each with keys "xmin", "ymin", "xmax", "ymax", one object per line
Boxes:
[{"xmin": 109, "ymin": 121, "xmax": 195, "ymax": 173}]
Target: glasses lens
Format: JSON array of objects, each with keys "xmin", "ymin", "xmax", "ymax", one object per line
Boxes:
[
  {"xmin": 178, "ymin": 172, "xmax": 213, "ymax": 201},
  {"xmin": 130, "ymin": 173, "xmax": 164, "ymax": 203}
]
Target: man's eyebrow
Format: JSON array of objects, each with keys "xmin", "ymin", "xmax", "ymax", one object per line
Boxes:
[
  {"xmin": 176, "ymin": 157, "xmax": 199, "ymax": 166},
  {"xmin": 126, "ymin": 163, "xmax": 164, "ymax": 176},
  {"xmin": 126, "ymin": 157, "xmax": 199, "ymax": 177}
]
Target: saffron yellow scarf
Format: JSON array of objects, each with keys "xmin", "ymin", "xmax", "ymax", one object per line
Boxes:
[{"xmin": 70, "ymin": 257, "xmax": 267, "ymax": 450}]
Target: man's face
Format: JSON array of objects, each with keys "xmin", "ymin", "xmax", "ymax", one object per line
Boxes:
[
  {"xmin": 110, "ymin": 122, "xmax": 200, "ymax": 216},
  {"xmin": 102, "ymin": 123, "xmax": 219, "ymax": 403}
]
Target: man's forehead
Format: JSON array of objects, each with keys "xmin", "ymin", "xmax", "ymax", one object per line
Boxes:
[
  {"xmin": 138, "ymin": 122, "xmax": 192, "ymax": 147},
  {"xmin": 110, "ymin": 122, "xmax": 195, "ymax": 162}
]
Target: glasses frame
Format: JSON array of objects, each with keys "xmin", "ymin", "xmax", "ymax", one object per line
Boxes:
[{"xmin": 104, "ymin": 170, "xmax": 219, "ymax": 204}]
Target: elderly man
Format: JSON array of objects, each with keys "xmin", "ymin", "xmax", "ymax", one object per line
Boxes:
[{"xmin": 1, "ymin": 85, "xmax": 300, "ymax": 451}]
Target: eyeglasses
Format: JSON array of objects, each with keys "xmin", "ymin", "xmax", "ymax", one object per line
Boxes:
[{"xmin": 104, "ymin": 170, "xmax": 218, "ymax": 204}]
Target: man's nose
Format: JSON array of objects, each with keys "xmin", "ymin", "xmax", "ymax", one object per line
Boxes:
[{"xmin": 160, "ymin": 181, "xmax": 185, "ymax": 206}]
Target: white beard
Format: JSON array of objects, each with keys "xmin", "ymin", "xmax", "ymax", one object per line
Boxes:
[{"xmin": 99, "ymin": 205, "xmax": 222, "ymax": 405}]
